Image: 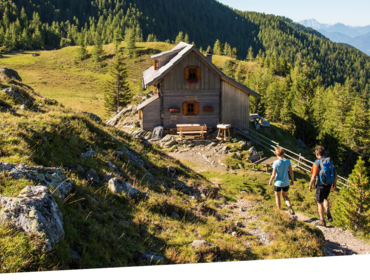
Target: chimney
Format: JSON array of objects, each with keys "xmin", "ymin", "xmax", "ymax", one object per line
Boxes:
[{"xmin": 206, "ymin": 50, "xmax": 213, "ymax": 64}]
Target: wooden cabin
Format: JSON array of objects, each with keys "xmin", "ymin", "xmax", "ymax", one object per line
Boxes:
[{"xmin": 138, "ymin": 42, "xmax": 260, "ymax": 131}]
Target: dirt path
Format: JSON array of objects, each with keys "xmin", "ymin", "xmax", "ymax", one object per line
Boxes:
[{"xmin": 293, "ymin": 212, "xmax": 370, "ymax": 256}]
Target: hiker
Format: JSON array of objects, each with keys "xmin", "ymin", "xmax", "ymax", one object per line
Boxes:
[
  {"xmin": 269, "ymin": 147, "xmax": 295, "ymax": 215},
  {"xmin": 309, "ymin": 146, "xmax": 337, "ymax": 227}
]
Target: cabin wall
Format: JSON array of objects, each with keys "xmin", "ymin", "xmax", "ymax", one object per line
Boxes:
[
  {"xmin": 221, "ymin": 81, "xmax": 250, "ymax": 130},
  {"xmin": 142, "ymin": 99, "xmax": 161, "ymax": 130},
  {"xmin": 163, "ymin": 51, "xmax": 220, "ymax": 90},
  {"xmin": 162, "ymin": 89, "xmax": 220, "ymax": 128}
]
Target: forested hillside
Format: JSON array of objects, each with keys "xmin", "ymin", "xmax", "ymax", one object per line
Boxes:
[{"xmin": 1, "ymin": 0, "xmax": 370, "ymax": 90}]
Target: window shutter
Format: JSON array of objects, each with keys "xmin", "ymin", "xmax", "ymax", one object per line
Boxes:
[
  {"xmin": 197, "ymin": 67, "xmax": 201, "ymax": 80},
  {"xmin": 194, "ymin": 102, "xmax": 200, "ymax": 115},
  {"xmin": 184, "ymin": 67, "xmax": 189, "ymax": 80},
  {"xmin": 138, "ymin": 110, "xmax": 142, "ymax": 120},
  {"xmin": 154, "ymin": 60, "xmax": 158, "ymax": 70},
  {"xmin": 182, "ymin": 102, "xmax": 187, "ymax": 115}
]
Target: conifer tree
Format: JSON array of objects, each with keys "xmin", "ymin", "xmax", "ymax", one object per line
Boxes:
[
  {"xmin": 224, "ymin": 60, "xmax": 233, "ymax": 77},
  {"xmin": 175, "ymin": 31, "xmax": 184, "ymax": 44},
  {"xmin": 184, "ymin": 33, "xmax": 190, "ymax": 43},
  {"xmin": 92, "ymin": 32, "xmax": 104, "ymax": 62},
  {"xmin": 234, "ymin": 63, "xmax": 242, "ymax": 82},
  {"xmin": 113, "ymin": 28, "xmax": 123, "ymax": 51},
  {"xmin": 213, "ymin": 39, "xmax": 222, "ymax": 55},
  {"xmin": 247, "ymin": 46, "xmax": 254, "ymax": 62},
  {"xmin": 334, "ymin": 157, "xmax": 370, "ymax": 233},
  {"xmin": 77, "ymin": 33, "xmax": 88, "ymax": 61},
  {"xmin": 104, "ymin": 48, "xmax": 131, "ymax": 114},
  {"xmin": 125, "ymin": 27, "xmax": 136, "ymax": 58}
]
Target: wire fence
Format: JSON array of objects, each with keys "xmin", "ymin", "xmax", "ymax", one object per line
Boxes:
[{"xmin": 235, "ymin": 127, "xmax": 350, "ymax": 189}]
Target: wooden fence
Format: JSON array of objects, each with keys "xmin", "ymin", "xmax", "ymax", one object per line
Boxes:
[{"xmin": 235, "ymin": 127, "xmax": 350, "ymax": 189}]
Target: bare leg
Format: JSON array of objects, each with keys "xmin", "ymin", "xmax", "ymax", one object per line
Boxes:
[
  {"xmin": 318, "ymin": 203, "xmax": 325, "ymax": 220},
  {"xmin": 282, "ymin": 192, "xmax": 292, "ymax": 207},
  {"xmin": 275, "ymin": 191, "xmax": 281, "ymax": 210},
  {"xmin": 324, "ymin": 199, "xmax": 330, "ymax": 213}
]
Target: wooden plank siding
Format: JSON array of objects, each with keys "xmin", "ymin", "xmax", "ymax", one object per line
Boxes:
[
  {"xmin": 162, "ymin": 89, "xmax": 220, "ymax": 128},
  {"xmin": 163, "ymin": 51, "xmax": 220, "ymax": 90},
  {"xmin": 142, "ymin": 99, "xmax": 161, "ymax": 131},
  {"xmin": 221, "ymin": 81, "xmax": 250, "ymax": 130}
]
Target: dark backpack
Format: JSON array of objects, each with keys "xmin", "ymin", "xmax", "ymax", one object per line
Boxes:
[{"xmin": 315, "ymin": 157, "xmax": 335, "ymax": 186}]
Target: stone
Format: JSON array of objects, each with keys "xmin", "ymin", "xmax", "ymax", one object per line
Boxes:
[
  {"xmin": 166, "ymin": 166, "xmax": 176, "ymax": 173},
  {"xmin": 115, "ymin": 151, "xmax": 125, "ymax": 158},
  {"xmin": 130, "ymin": 105, "xmax": 138, "ymax": 116},
  {"xmin": 159, "ymin": 135, "xmax": 177, "ymax": 148},
  {"xmin": 171, "ymin": 212, "xmax": 180, "ymax": 219},
  {"xmin": 248, "ymin": 146, "xmax": 258, "ymax": 157},
  {"xmin": 85, "ymin": 169, "xmax": 99, "ymax": 184},
  {"xmin": 122, "ymin": 146, "xmax": 145, "ymax": 167},
  {"xmin": 103, "ymin": 173, "xmax": 114, "ymax": 182},
  {"xmin": 2, "ymin": 87, "xmax": 26, "ymax": 104},
  {"xmin": 0, "ymin": 186, "xmax": 64, "ymax": 251},
  {"xmin": 144, "ymin": 253, "xmax": 164, "ymax": 263},
  {"xmin": 297, "ymin": 139, "xmax": 306, "ymax": 149},
  {"xmin": 109, "ymin": 161, "xmax": 122, "ymax": 176},
  {"xmin": 83, "ymin": 112, "xmax": 102, "ymax": 123},
  {"xmin": 1, "ymin": 162, "xmax": 73, "ymax": 200},
  {"xmin": 32, "ymin": 53, "xmax": 40, "ymax": 57},
  {"xmin": 0, "ymin": 68, "xmax": 22, "ymax": 81},
  {"xmin": 81, "ymin": 149, "xmax": 97, "ymax": 158},
  {"xmin": 131, "ymin": 128, "xmax": 152, "ymax": 140},
  {"xmin": 207, "ymin": 142, "xmax": 217, "ymax": 149},
  {"xmin": 232, "ymin": 232, "xmax": 237, "ymax": 237},
  {"xmin": 20, "ymin": 104, "xmax": 26, "ymax": 110},
  {"xmin": 235, "ymin": 221, "xmax": 243, "ymax": 227},
  {"xmin": 108, "ymin": 178, "xmax": 146, "ymax": 197},
  {"xmin": 238, "ymin": 141, "xmax": 248, "ymax": 149},
  {"xmin": 235, "ymin": 152, "xmax": 241, "ymax": 158},
  {"xmin": 191, "ymin": 240, "xmax": 213, "ymax": 249},
  {"xmin": 105, "ymin": 106, "xmax": 134, "ymax": 127},
  {"xmin": 77, "ymin": 164, "xmax": 85, "ymax": 174}
]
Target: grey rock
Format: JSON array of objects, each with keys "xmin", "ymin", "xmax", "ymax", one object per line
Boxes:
[
  {"xmin": 191, "ymin": 240, "xmax": 213, "ymax": 249},
  {"xmin": 130, "ymin": 105, "xmax": 138, "ymax": 116},
  {"xmin": 85, "ymin": 169, "xmax": 99, "ymax": 184},
  {"xmin": 122, "ymin": 146, "xmax": 145, "ymax": 167},
  {"xmin": 144, "ymin": 253, "xmax": 164, "ymax": 263},
  {"xmin": 103, "ymin": 173, "xmax": 114, "ymax": 182},
  {"xmin": 207, "ymin": 142, "xmax": 217, "ymax": 149},
  {"xmin": 232, "ymin": 232, "xmax": 237, "ymax": 237},
  {"xmin": 0, "ymin": 68, "xmax": 22, "ymax": 81},
  {"xmin": 81, "ymin": 149, "xmax": 97, "ymax": 158},
  {"xmin": 166, "ymin": 166, "xmax": 176, "ymax": 173},
  {"xmin": 131, "ymin": 128, "xmax": 152, "ymax": 140},
  {"xmin": 297, "ymin": 139, "xmax": 306, "ymax": 149},
  {"xmin": 105, "ymin": 106, "xmax": 134, "ymax": 127},
  {"xmin": 83, "ymin": 112, "xmax": 102, "ymax": 123},
  {"xmin": 115, "ymin": 151, "xmax": 124, "ymax": 158},
  {"xmin": 171, "ymin": 212, "xmax": 180, "ymax": 219},
  {"xmin": 160, "ymin": 135, "xmax": 177, "ymax": 148},
  {"xmin": 0, "ymin": 186, "xmax": 64, "ymax": 251},
  {"xmin": 108, "ymin": 178, "xmax": 146, "ymax": 197},
  {"xmin": 77, "ymin": 164, "xmax": 85, "ymax": 174},
  {"xmin": 1, "ymin": 162, "xmax": 73, "ymax": 200},
  {"xmin": 248, "ymin": 146, "xmax": 258, "ymax": 156},
  {"xmin": 109, "ymin": 161, "xmax": 122, "ymax": 176},
  {"xmin": 20, "ymin": 104, "xmax": 26, "ymax": 110},
  {"xmin": 2, "ymin": 87, "xmax": 26, "ymax": 104}
]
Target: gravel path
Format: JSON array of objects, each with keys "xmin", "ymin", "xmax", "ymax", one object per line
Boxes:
[{"xmin": 294, "ymin": 212, "xmax": 370, "ymax": 256}]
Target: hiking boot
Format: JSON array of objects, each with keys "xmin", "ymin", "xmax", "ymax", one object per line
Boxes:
[
  {"xmin": 327, "ymin": 212, "xmax": 333, "ymax": 223},
  {"xmin": 289, "ymin": 208, "xmax": 295, "ymax": 216},
  {"xmin": 319, "ymin": 219, "xmax": 326, "ymax": 227}
]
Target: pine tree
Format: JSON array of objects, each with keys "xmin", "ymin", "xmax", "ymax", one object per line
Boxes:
[
  {"xmin": 234, "ymin": 63, "xmax": 242, "ymax": 82},
  {"xmin": 224, "ymin": 60, "xmax": 233, "ymax": 77},
  {"xmin": 213, "ymin": 39, "xmax": 222, "ymax": 55},
  {"xmin": 125, "ymin": 27, "xmax": 136, "ymax": 58},
  {"xmin": 104, "ymin": 48, "xmax": 131, "ymax": 114},
  {"xmin": 77, "ymin": 33, "xmax": 88, "ymax": 61},
  {"xmin": 334, "ymin": 157, "xmax": 370, "ymax": 233},
  {"xmin": 92, "ymin": 32, "xmax": 104, "ymax": 62},
  {"xmin": 184, "ymin": 33, "xmax": 190, "ymax": 43},
  {"xmin": 247, "ymin": 46, "xmax": 254, "ymax": 62},
  {"xmin": 113, "ymin": 28, "xmax": 123, "ymax": 51},
  {"xmin": 175, "ymin": 31, "xmax": 184, "ymax": 44}
]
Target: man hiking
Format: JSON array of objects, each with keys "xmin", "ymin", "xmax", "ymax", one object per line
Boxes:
[
  {"xmin": 309, "ymin": 146, "xmax": 338, "ymax": 227},
  {"xmin": 269, "ymin": 147, "xmax": 295, "ymax": 215}
]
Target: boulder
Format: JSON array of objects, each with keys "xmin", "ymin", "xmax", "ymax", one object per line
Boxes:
[
  {"xmin": 109, "ymin": 162, "xmax": 122, "ymax": 176},
  {"xmin": 248, "ymin": 146, "xmax": 258, "ymax": 157},
  {"xmin": 103, "ymin": 173, "xmax": 114, "ymax": 182},
  {"xmin": 0, "ymin": 186, "xmax": 64, "ymax": 251},
  {"xmin": 105, "ymin": 105, "xmax": 134, "ymax": 127},
  {"xmin": 1, "ymin": 162, "xmax": 73, "ymax": 200},
  {"xmin": 85, "ymin": 169, "xmax": 99, "ymax": 184},
  {"xmin": 2, "ymin": 87, "xmax": 26, "ymax": 104},
  {"xmin": 122, "ymin": 146, "xmax": 145, "ymax": 167},
  {"xmin": 83, "ymin": 112, "xmax": 102, "ymax": 123},
  {"xmin": 81, "ymin": 149, "xmax": 97, "ymax": 158},
  {"xmin": 20, "ymin": 104, "xmax": 26, "ymax": 110},
  {"xmin": 108, "ymin": 178, "xmax": 146, "ymax": 197},
  {"xmin": 76, "ymin": 164, "xmax": 85, "ymax": 174},
  {"xmin": 238, "ymin": 140, "xmax": 251, "ymax": 149},
  {"xmin": 0, "ymin": 68, "xmax": 22, "ymax": 81},
  {"xmin": 191, "ymin": 240, "xmax": 213, "ymax": 249},
  {"xmin": 131, "ymin": 128, "xmax": 152, "ymax": 140},
  {"xmin": 144, "ymin": 253, "xmax": 164, "ymax": 263},
  {"xmin": 160, "ymin": 135, "xmax": 177, "ymax": 148}
]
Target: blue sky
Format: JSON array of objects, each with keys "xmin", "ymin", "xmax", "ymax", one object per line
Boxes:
[{"xmin": 217, "ymin": 0, "xmax": 370, "ymax": 26}]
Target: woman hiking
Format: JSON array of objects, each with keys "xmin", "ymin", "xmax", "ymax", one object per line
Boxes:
[{"xmin": 269, "ymin": 147, "xmax": 295, "ymax": 215}]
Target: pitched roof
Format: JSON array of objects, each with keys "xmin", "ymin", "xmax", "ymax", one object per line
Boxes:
[
  {"xmin": 137, "ymin": 94, "xmax": 160, "ymax": 110},
  {"xmin": 142, "ymin": 42, "xmax": 261, "ymax": 99}
]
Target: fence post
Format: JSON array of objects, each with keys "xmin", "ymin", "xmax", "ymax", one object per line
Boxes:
[{"xmin": 298, "ymin": 153, "xmax": 301, "ymax": 168}]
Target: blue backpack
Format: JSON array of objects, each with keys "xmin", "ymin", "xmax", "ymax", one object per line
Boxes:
[{"xmin": 315, "ymin": 157, "xmax": 335, "ymax": 185}]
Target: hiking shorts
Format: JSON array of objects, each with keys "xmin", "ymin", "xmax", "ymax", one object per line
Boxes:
[
  {"xmin": 274, "ymin": 186, "xmax": 290, "ymax": 192},
  {"xmin": 316, "ymin": 185, "xmax": 331, "ymax": 203}
]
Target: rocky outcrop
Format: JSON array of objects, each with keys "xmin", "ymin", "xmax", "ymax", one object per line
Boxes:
[
  {"xmin": 83, "ymin": 112, "xmax": 102, "ymax": 124},
  {"xmin": 85, "ymin": 169, "xmax": 99, "ymax": 184},
  {"xmin": 131, "ymin": 128, "xmax": 152, "ymax": 140},
  {"xmin": 105, "ymin": 105, "xmax": 137, "ymax": 127},
  {"xmin": 122, "ymin": 146, "xmax": 145, "ymax": 167},
  {"xmin": 81, "ymin": 149, "xmax": 98, "ymax": 159},
  {"xmin": 0, "ymin": 162, "xmax": 73, "ymax": 200},
  {"xmin": 0, "ymin": 68, "xmax": 22, "ymax": 82},
  {"xmin": 2, "ymin": 87, "xmax": 26, "ymax": 104},
  {"xmin": 0, "ymin": 186, "xmax": 64, "ymax": 251},
  {"xmin": 191, "ymin": 240, "xmax": 215, "ymax": 249},
  {"xmin": 159, "ymin": 135, "xmax": 177, "ymax": 148},
  {"xmin": 109, "ymin": 161, "xmax": 122, "ymax": 176},
  {"xmin": 108, "ymin": 178, "xmax": 146, "ymax": 197}
]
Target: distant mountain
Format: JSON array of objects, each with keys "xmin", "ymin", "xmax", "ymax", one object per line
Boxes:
[{"xmin": 300, "ymin": 19, "xmax": 370, "ymax": 55}]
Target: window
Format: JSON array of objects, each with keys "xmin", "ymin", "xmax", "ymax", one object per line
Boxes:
[
  {"xmin": 184, "ymin": 67, "xmax": 201, "ymax": 84},
  {"xmin": 182, "ymin": 101, "xmax": 199, "ymax": 116}
]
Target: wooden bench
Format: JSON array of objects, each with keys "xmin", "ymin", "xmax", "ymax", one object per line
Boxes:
[
  {"xmin": 177, "ymin": 124, "xmax": 207, "ymax": 140},
  {"xmin": 251, "ymin": 156, "xmax": 278, "ymax": 173}
]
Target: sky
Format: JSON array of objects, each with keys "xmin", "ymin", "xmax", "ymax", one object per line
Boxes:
[{"xmin": 217, "ymin": 0, "xmax": 370, "ymax": 26}]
